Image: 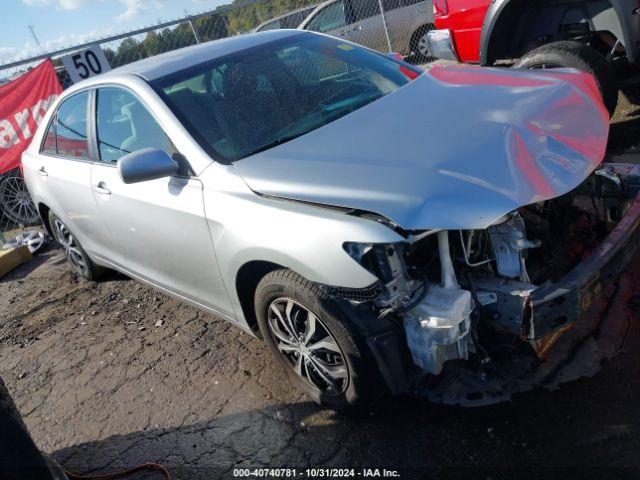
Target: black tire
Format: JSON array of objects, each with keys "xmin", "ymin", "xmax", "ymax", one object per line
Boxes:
[
  {"xmin": 48, "ymin": 211, "xmax": 106, "ymax": 281},
  {"xmin": 410, "ymin": 24, "xmax": 436, "ymax": 63},
  {"xmin": 0, "ymin": 171, "xmax": 40, "ymax": 225},
  {"xmin": 255, "ymin": 269, "xmax": 384, "ymax": 411},
  {"xmin": 515, "ymin": 41, "xmax": 618, "ymax": 116}
]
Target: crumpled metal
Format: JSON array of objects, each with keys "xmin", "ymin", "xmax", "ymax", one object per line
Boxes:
[{"xmin": 235, "ymin": 64, "xmax": 609, "ymax": 230}]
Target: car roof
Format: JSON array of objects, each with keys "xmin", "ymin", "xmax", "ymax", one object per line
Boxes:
[{"xmin": 98, "ymin": 29, "xmax": 303, "ymax": 82}]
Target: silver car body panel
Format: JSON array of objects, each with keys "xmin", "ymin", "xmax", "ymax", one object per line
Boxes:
[
  {"xmin": 234, "ymin": 64, "xmax": 609, "ymax": 231},
  {"xmin": 21, "ymin": 31, "xmax": 608, "ymax": 335}
]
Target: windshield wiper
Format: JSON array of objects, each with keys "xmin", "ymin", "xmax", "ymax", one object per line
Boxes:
[{"xmin": 241, "ymin": 133, "xmax": 306, "ymax": 159}]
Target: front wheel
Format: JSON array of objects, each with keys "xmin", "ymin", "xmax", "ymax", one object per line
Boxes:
[
  {"xmin": 255, "ymin": 269, "xmax": 384, "ymax": 411},
  {"xmin": 515, "ymin": 41, "xmax": 618, "ymax": 116}
]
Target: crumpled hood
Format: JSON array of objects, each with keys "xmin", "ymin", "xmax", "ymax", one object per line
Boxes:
[{"xmin": 233, "ymin": 64, "xmax": 609, "ymax": 230}]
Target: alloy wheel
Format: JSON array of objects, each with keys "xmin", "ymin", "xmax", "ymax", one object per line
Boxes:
[
  {"xmin": 417, "ymin": 33, "xmax": 432, "ymax": 58},
  {"xmin": 267, "ymin": 298, "xmax": 349, "ymax": 395},
  {"xmin": 0, "ymin": 175, "xmax": 40, "ymax": 224},
  {"xmin": 52, "ymin": 218, "xmax": 90, "ymax": 277}
]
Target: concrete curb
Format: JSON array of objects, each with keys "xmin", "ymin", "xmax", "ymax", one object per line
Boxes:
[{"xmin": 0, "ymin": 246, "xmax": 32, "ymax": 278}]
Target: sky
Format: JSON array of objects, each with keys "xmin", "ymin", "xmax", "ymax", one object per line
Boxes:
[{"xmin": 0, "ymin": 0, "xmax": 228, "ymax": 65}]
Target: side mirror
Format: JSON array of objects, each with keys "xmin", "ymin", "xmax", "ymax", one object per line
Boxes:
[{"xmin": 118, "ymin": 148, "xmax": 180, "ymax": 184}]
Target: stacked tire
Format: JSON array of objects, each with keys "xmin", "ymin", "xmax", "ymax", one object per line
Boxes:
[
  {"xmin": 516, "ymin": 40, "xmax": 619, "ymax": 116},
  {"xmin": 0, "ymin": 169, "xmax": 40, "ymax": 225}
]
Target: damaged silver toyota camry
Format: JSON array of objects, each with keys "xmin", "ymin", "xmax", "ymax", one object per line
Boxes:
[{"xmin": 23, "ymin": 30, "xmax": 640, "ymax": 410}]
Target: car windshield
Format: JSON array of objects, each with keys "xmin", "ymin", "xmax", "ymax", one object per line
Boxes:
[{"xmin": 151, "ymin": 33, "xmax": 419, "ymax": 162}]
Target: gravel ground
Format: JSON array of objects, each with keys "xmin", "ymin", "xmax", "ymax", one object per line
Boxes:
[{"xmin": 1, "ymin": 93, "xmax": 640, "ymax": 480}]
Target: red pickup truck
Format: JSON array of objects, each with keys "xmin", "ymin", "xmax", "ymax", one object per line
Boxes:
[{"xmin": 427, "ymin": 0, "xmax": 640, "ymax": 115}]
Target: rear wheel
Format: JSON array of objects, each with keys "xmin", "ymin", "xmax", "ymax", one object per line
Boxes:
[
  {"xmin": 255, "ymin": 269, "xmax": 384, "ymax": 411},
  {"xmin": 48, "ymin": 211, "xmax": 106, "ymax": 280},
  {"xmin": 515, "ymin": 41, "xmax": 618, "ymax": 116}
]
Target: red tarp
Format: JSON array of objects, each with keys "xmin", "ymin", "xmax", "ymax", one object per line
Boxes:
[{"xmin": 0, "ymin": 59, "xmax": 62, "ymax": 174}]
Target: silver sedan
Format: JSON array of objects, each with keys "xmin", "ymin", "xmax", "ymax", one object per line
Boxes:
[{"xmin": 24, "ymin": 30, "xmax": 637, "ymax": 410}]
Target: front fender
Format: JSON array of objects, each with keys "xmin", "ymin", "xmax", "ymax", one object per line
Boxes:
[{"xmin": 200, "ymin": 163, "xmax": 403, "ymax": 324}]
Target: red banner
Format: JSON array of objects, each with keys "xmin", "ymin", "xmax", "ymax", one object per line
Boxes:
[{"xmin": 0, "ymin": 59, "xmax": 62, "ymax": 174}]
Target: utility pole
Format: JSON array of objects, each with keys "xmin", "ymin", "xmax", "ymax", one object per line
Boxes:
[
  {"xmin": 183, "ymin": 8, "xmax": 201, "ymax": 43},
  {"xmin": 376, "ymin": 0, "xmax": 393, "ymax": 53},
  {"xmin": 28, "ymin": 25, "xmax": 44, "ymax": 52}
]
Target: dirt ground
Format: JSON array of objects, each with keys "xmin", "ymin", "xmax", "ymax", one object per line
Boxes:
[{"xmin": 2, "ymin": 95, "xmax": 640, "ymax": 480}]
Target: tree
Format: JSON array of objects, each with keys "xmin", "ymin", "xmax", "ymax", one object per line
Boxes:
[{"xmin": 196, "ymin": 14, "xmax": 229, "ymax": 42}]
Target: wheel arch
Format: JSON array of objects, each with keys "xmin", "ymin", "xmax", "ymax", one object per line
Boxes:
[
  {"xmin": 410, "ymin": 22, "xmax": 435, "ymax": 53},
  {"xmin": 37, "ymin": 202, "xmax": 53, "ymax": 237},
  {"xmin": 235, "ymin": 260, "xmax": 285, "ymax": 338},
  {"xmin": 480, "ymin": 0, "xmax": 628, "ymax": 65}
]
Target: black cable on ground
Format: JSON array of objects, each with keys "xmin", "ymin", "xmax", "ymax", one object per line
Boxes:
[{"xmin": 64, "ymin": 462, "xmax": 171, "ymax": 480}]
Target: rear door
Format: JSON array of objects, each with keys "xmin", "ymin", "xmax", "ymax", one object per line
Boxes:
[
  {"xmin": 89, "ymin": 86, "xmax": 232, "ymax": 316},
  {"xmin": 383, "ymin": 0, "xmax": 432, "ymax": 54},
  {"xmin": 30, "ymin": 90, "xmax": 108, "ymax": 257},
  {"xmin": 345, "ymin": 0, "xmax": 388, "ymax": 52}
]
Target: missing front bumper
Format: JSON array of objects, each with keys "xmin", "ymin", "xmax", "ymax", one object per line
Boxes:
[
  {"xmin": 527, "ymin": 190, "xmax": 640, "ymax": 341},
  {"xmin": 415, "ymin": 188, "xmax": 640, "ymax": 406}
]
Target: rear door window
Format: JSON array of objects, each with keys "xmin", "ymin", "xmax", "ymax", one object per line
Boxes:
[
  {"xmin": 55, "ymin": 92, "xmax": 89, "ymax": 159},
  {"xmin": 281, "ymin": 12, "xmax": 304, "ymax": 28},
  {"xmin": 351, "ymin": 0, "xmax": 381, "ymax": 21},
  {"xmin": 257, "ymin": 19, "xmax": 281, "ymax": 31},
  {"xmin": 306, "ymin": 0, "xmax": 348, "ymax": 32}
]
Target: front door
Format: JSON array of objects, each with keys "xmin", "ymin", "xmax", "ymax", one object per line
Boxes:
[
  {"xmin": 90, "ymin": 86, "xmax": 232, "ymax": 317},
  {"xmin": 305, "ymin": 0, "xmax": 354, "ymax": 42}
]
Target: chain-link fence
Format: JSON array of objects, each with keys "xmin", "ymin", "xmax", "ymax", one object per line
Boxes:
[{"xmin": 0, "ymin": 0, "xmax": 434, "ymax": 250}]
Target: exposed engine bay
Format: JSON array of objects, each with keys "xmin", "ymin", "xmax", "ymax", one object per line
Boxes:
[{"xmin": 340, "ymin": 163, "xmax": 640, "ymax": 406}]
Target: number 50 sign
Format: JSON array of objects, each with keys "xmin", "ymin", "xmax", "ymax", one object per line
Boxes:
[{"xmin": 61, "ymin": 45, "xmax": 111, "ymax": 84}]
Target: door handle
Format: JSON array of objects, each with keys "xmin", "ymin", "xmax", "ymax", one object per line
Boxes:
[
  {"xmin": 38, "ymin": 167, "xmax": 48, "ymax": 176},
  {"xmin": 93, "ymin": 182, "xmax": 111, "ymax": 195},
  {"xmin": 339, "ymin": 25, "xmax": 361, "ymax": 35}
]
